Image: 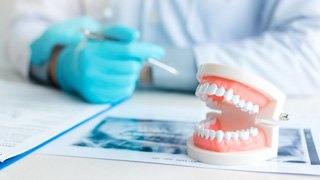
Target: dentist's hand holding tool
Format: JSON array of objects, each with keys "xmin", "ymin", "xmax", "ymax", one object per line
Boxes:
[{"xmin": 31, "ymin": 17, "xmax": 165, "ymax": 104}]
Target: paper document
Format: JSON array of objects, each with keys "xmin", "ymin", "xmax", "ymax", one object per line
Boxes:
[
  {"xmin": 39, "ymin": 116, "xmax": 320, "ymax": 176},
  {"xmin": 0, "ymin": 80, "xmax": 109, "ymax": 163}
]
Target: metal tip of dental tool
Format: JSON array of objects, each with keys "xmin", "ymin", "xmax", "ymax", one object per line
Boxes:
[
  {"xmin": 80, "ymin": 29, "xmax": 108, "ymax": 41},
  {"xmin": 279, "ymin": 113, "xmax": 289, "ymax": 121},
  {"xmin": 147, "ymin": 58, "xmax": 179, "ymax": 75}
]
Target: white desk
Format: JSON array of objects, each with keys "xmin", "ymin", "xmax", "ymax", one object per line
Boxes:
[{"xmin": 0, "ymin": 70, "xmax": 319, "ymax": 180}]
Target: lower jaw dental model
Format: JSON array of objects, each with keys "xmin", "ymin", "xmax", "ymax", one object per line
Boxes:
[{"xmin": 187, "ymin": 63, "xmax": 288, "ymax": 165}]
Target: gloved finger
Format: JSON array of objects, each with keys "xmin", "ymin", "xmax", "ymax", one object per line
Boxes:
[
  {"xmin": 101, "ymin": 25, "xmax": 140, "ymax": 43},
  {"xmin": 81, "ymin": 85, "xmax": 135, "ymax": 104},
  {"xmin": 88, "ymin": 57, "xmax": 143, "ymax": 75},
  {"xmin": 86, "ymin": 71, "xmax": 138, "ymax": 88},
  {"xmin": 90, "ymin": 41, "xmax": 165, "ymax": 60}
]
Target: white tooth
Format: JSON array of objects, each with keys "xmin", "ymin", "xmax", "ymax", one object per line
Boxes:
[
  {"xmin": 239, "ymin": 131, "xmax": 249, "ymax": 140},
  {"xmin": 205, "ymin": 129, "xmax": 210, "ymax": 139},
  {"xmin": 224, "ymin": 89, "xmax": 234, "ymax": 102},
  {"xmin": 216, "ymin": 130, "xmax": 224, "ymax": 142},
  {"xmin": 249, "ymin": 127, "xmax": 253, "ymax": 135},
  {"xmin": 249, "ymin": 110, "xmax": 255, "ymax": 114},
  {"xmin": 249, "ymin": 127, "xmax": 257, "ymax": 136},
  {"xmin": 231, "ymin": 95, "xmax": 240, "ymax": 105},
  {"xmin": 243, "ymin": 101, "xmax": 253, "ymax": 112},
  {"xmin": 246, "ymin": 129, "xmax": 251, "ymax": 135},
  {"xmin": 216, "ymin": 87, "xmax": 225, "ymax": 97},
  {"xmin": 201, "ymin": 83, "xmax": 210, "ymax": 94},
  {"xmin": 231, "ymin": 132, "xmax": 239, "ymax": 140},
  {"xmin": 204, "ymin": 122, "xmax": 210, "ymax": 129},
  {"xmin": 253, "ymin": 128, "xmax": 259, "ymax": 136},
  {"xmin": 195, "ymin": 84, "xmax": 201, "ymax": 96},
  {"xmin": 209, "ymin": 130, "xmax": 216, "ymax": 140},
  {"xmin": 224, "ymin": 131, "xmax": 231, "ymax": 141},
  {"xmin": 200, "ymin": 94, "xmax": 208, "ymax": 101},
  {"xmin": 197, "ymin": 83, "xmax": 206, "ymax": 96},
  {"xmin": 237, "ymin": 99, "xmax": 246, "ymax": 108},
  {"xmin": 253, "ymin": 105, "xmax": 259, "ymax": 114},
  {"xmin": 200, "ymin": 128, "xmax": 205, "ymax": 137},
  {"xmin": 197, "ymin": 127, "xmax": 202, "ymax": 136},
  {"xmin": 241, "ymin": 107, "xmax": 248, "ymax": 112},
  {"xmin": 207, "ymin": 84, "xmax": 218, "ymax": 95},
  {"xmin": 194, "ymin": 125, "xmax": 198, "ymax": 133}
]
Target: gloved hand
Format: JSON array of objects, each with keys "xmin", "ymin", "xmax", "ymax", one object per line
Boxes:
[
  {"xmin": 30, "ymin": 16, "xmax": 165, "ymax": 104},
  {"xmin": 56, "ymin": 26, "xmax": 164, "ymax": 104}
]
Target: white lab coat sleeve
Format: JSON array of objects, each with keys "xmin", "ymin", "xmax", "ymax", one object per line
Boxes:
[
  {"xmin": 193, "ymin": 0, "xmax": 320, "ymax": 96},
  {"xmin": 5, "ymin": 0, "xmax": 82, "ymax": 78}
]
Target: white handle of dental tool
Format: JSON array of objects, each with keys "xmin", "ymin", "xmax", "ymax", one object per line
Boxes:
[
  {"xmin": 80, "ymin": 29, "xmax": 178, "ymax": 75},
  {"xmin": 146, "ymin": 58, "xmax": 178, "ymax": 75}
]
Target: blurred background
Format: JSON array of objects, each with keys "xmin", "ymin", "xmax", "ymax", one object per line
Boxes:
[
  {"xmin": 0, "ymin": 0, "xmax": 14, "ymax": 67},
  {"xmin": 0, "ymin": 1, "xmax": 16, "ymax": 78}
]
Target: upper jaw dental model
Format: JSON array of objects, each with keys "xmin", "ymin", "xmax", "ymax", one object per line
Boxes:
[{"xmin": 187, "ymin": 63, "xmax": 288, "ymax": 165}]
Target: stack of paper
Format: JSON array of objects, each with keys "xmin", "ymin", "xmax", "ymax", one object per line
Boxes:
[{"xmin": 0, "ymin": 80, "xmax": 109, "ymax": 164}]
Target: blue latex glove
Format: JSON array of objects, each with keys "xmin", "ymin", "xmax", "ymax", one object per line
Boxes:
[
  {"xmin": 56, "ymin": 25, "xmax": 164, "ymax": 104},
  {"xmin": 30, "ymin": 16, "xmax": 101, "ymax": 65}
]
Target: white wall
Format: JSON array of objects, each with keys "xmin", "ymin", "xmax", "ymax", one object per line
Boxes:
[{"xmin": 0, "ymin": 0, "xmax": 15, "ymax": 68}]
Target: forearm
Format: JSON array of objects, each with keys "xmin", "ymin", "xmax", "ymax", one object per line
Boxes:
[{"xmin": 29, "ymin": 46, "xmax": 62, "ymax": 86}]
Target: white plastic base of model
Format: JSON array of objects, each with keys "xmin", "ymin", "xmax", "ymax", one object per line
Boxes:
[{"xmin": 187, "ymin": 138, "xmax": 277, "ymax": 165}]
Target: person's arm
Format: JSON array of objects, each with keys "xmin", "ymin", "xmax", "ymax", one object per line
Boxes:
[
  {"xmin": 151, "ymin": 0, "xmax": 320, "ymax": 96},
  {"xmin": 194, "ymin": 0, "xmax": 320, "ymax": 96},
  {"xmin": 6, "ymin": 0, "xmax": 82, "ymax": 78}
]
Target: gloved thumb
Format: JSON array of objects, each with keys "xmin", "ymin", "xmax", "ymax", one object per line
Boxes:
[{"xmin": 101, "ymin": 25, "xmax": 140, "ymax": 43}]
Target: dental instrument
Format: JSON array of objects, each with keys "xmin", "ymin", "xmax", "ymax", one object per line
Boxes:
[{"xmin": 80, "ymin": 29, "xmax": 178, "ymax": 75}]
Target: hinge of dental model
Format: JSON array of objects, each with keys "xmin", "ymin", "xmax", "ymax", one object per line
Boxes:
[{"xmin": 279, "ymin": 113, "xmax": 289, "ymax": 121}]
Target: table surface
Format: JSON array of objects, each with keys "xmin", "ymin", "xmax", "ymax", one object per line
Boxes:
[{"xmin": 0, "ymin": 69, "xmax": 319, "ymax": 180}]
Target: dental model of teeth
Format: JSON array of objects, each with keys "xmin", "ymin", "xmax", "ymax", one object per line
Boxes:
[
  {"xmin": 187, "ymin": 63, "xmax": 287, "ymax": 165},
  {"xmin": 195, "ymin": 82, "xmax": 260, "ymax": 114},
  {"xmin": 195, "ymin": 120, "xmax": 259, "ymax": 142}
]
